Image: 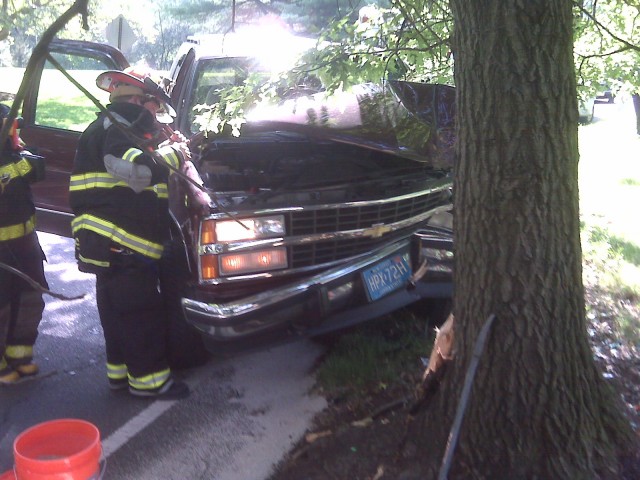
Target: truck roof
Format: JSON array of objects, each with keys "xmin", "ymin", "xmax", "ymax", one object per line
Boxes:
[{"xmin": 169, "ymin": 29, "xmax": 317, "ymax": 77}]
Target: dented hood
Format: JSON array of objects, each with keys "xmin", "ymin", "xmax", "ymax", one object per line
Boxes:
[{"xmin": 243, "ymin": 81, "xmax": 456, "ymax": 169}]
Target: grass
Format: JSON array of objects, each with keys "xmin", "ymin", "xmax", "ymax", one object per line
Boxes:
[
  {"xmin": 579, "ymin": 99, "xmax": 640, "ymax": 347},
  {"xmin": 585, "ymin": 225, "xmax": 640, "ymax": 267},
  {"xmin": 35, "ymin": 96, "xmax": 101, "ymax": 131},
  {"xmin": 0, "ymin": 67, "xmax": 109, "ymax": 132},
  {"xmin": 316, "ymin": 311, "xmax": 434, "ymax": 395},
  {"xmin": 35, "ymin": 68, "xmax": 108, "ymax": 131},
  {"xmin": 317, "ymin": 99, "xmax": 640, "ymax": 394}
]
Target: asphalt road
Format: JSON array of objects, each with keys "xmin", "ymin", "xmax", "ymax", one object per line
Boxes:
[{"xmin": 0, "ymin": 233, "xmax": 327, "ymax": 479}]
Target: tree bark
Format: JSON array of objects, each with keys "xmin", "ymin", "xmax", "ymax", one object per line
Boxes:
[{"xmin": 416, "ymin": 1, "xmax": 637, "ymax": 478}]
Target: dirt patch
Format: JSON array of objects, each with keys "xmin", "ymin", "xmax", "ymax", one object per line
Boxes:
[
  {"xmin": 270, "ymin": 382, "xmax": 424, "ymax": 479},
  {"xmin": 269, "ymin": 276, "xmax": 640, "ymax": 479}
]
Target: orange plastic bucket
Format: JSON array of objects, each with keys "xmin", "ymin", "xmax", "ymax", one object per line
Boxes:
[{"xmin": 13, "ymin": 419, "xmax": 101, "ymax": 480}]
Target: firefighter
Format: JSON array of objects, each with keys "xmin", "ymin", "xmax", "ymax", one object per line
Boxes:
[
  {"xmin": 69, "ymin": 68, "xmax": 191, "ymax": 399},
  {"xmin": 0, "ymin": 103, "xmax": 48, "ymax": 385}
]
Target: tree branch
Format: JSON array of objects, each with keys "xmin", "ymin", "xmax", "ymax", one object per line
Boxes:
[
  {"xmin": 576, "ymin": 45, "xmax": 635, "ymax": 60},
  {"xmin": 0, "ymin": 0, "xmax": 90, "ymax": 150},
  {"xmin": 577, "ymin": 4, "xmax": 640, "ymax": 53}
]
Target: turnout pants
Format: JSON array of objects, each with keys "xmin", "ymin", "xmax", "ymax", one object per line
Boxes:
[
  {"xmin": 95, "ymin": 251, "xmax": 171, "ymax": 390},
  {"xmin": 0, "ymin": 232, "xmax": 47, "ymax": 365}
]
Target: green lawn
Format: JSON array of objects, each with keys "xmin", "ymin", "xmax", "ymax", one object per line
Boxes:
[
  {"xmin": 579, "ymin": 99, "xmax": 640, "ymax": 297},
  {"xmin": 0, "ymin": 67, "xmax": 110, "ymax": 131}
]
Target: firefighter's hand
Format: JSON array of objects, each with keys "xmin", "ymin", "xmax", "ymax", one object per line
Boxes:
[
  {"xmin": 167, "ymin": 130, "xmax": 188, "ymax": 144},
  {"xmin": 172, "ymin": 141, "xmax": 192, "ymax": 162},
  {"xmin": 162, "ymin": 131, "xmax": 191, "ymax": 162}
]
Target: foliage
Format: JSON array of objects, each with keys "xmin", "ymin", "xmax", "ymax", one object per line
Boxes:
[
  {"xmin": 1, "ymin": 0, "xmax": 637, "ymax": 132},
  {"xmin": 2, "ymin": 0, "xmax": 221, "ymax": 69},
  {"xmin": 156, "ymin": 0, "xmax": 382, "ymax": 36},
  {"xmin": 1, "ymin": 0, "xmax": 67, "ymax": 65},
  {"xmin": 4, "ymin": 0, "xmax": 634, "ymax": 106},
  {"xmin": 194, "ymin": 0, "xmax": 640, "ymax": 137},
  {"xmin": 192, "ymin": 73, "xmax": 266, "ymax": 136},
  {"xmin": 193, "ymin": 1, "xmax": 454, "ymax": 136},
  {"xmin": 2, "ymin": 0, "xmax": 638, "ymax": 87},
  {"xmin": 574, "ymin": 0, "xmax": 640, "ymax": 99}
]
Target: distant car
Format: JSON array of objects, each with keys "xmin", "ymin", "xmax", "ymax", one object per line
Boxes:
[
  {"xmin": 579, "ymin": 97, "xmax": 595, "ymax": 124},
  {"xmin": 596, "ymin": 84, "xmax": 616, "ymax": 103}
]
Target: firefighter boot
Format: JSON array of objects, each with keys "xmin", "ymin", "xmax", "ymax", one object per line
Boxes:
[
  {"xmin": 5, "ymin": 345, "xmax": 39, "ymax": 378},
  {"xmin": 0, "ymin": 357, "xmax": 20, "ymax": 385},
  {"xmin": 107, "ymin": 362, "xmax": 129, "ymax": 390}
]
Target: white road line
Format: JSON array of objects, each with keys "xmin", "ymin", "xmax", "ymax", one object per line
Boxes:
[
  {"xmin": 101, "ymin": 399, "xmax": 177, "ymax": 457},
  {"xmin": 101, "ymin": 376, "xmax": 201, "ymax": 458}
]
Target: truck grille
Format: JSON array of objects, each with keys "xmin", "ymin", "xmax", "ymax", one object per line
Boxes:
[
  {"xmin": 288, "ymin": 189, "xmax": 449, "ymax": 268},
  {"xmin": 291, "ymin": 236, "xmax": 385, "ymax": 267},
  {"xmin": 289, "ymin": 189, "xmax": 448, "ymax": 235}
]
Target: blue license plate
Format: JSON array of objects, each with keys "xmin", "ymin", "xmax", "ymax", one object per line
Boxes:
[{"xmin": 362, "ymin": 253, "xmax": 412, "ymax": 302}]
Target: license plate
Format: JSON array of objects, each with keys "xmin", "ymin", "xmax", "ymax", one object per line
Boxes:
[{"xmin": 362, "ymin": 253, "xmax": 412, "ymax": 302}]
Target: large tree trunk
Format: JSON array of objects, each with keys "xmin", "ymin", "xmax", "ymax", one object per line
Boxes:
[{"xmin": 417, "ymin": 1, "xmax": 637, "ymax": 478}]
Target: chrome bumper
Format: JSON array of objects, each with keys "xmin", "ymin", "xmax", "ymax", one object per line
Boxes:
[{"xmin": 182, "ymin": 228, "xmax": 453, "ymax": 342}]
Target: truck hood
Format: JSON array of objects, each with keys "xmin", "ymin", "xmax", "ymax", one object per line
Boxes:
[
  {"xmin": 240, "ymin": 81, "xmax": 455, "ymax": 169},
  {"xmin": 187, "ymin": 81, "xmax": 454, "ymax": 209}
]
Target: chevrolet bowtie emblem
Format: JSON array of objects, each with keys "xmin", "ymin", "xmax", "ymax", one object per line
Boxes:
[{"xmin": 363, "ymin": 223, "xmax": 392, "ymax": 238}]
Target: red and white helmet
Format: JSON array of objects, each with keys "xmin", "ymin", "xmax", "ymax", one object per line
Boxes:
[{"xmin": 96, "ymin": 66, "xmax": 176, "ymax": 123}]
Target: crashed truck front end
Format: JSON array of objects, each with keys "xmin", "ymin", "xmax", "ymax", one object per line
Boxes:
[{"xmin": 175, "ymin": 81, "xmax": 456, "ymax": 347}]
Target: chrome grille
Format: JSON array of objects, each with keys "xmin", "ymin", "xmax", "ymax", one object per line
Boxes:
[
  {"xmin": 288, "ymin": 189, "xmax": 449, "ymax": 268},
  {"xmin": 291, "ymin": 237, "xmax": 380, "ymax": 267},
  {"xmin": 288, "ymin": 189, "xmax": 448, "ymax": 235}
]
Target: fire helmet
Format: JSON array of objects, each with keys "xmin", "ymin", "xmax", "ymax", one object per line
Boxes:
[{"xmin": 96, "ymin": 66, "xmax": 176, "ymax": 123}]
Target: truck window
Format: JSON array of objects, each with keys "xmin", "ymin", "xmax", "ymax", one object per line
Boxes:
[
  {"xmin": 187, "ymin": 51, "xmax": 322, "ymax": 135},
  {"xmin": 34, "ymin": 52, "xmax": 111, "ymax": 132},
  {"xmin": 189, "ymin": 57, "xmax": 271, "ymax": 134}
]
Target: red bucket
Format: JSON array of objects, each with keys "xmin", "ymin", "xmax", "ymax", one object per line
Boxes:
[
  {"xmin": 0, "ymin": 470, "xmax": 16, "ymax": 480},
  {"xmin": 13, "ymin": 419, "xmax": 101, "ymax": 480}
]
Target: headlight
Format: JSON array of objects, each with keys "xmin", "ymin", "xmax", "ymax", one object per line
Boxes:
[
  {"xmin": 199, "ymin": 215, "xmax": 288, "ymax": 279},
  {"xmin": 201, "ymin": 215, "xmax": 286, "ymax": 243}
]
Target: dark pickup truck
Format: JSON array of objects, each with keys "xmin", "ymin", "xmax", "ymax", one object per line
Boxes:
[{"xmin": 10, "ymin": 33, "xmax": 454, "ymax": 351}]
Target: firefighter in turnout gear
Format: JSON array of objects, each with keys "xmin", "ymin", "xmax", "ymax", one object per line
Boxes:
[
  {"xmin": 69, "ymin": 67, "xmax": 191, "ymax": 399},
  {"xmin": 0, "ymin": 103, "xmax": 48, "ymax": 385}
]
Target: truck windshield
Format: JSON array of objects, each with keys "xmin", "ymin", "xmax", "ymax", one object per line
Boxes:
[{"xmin": 185, "ymin": 56, "xmax": 279, "ymax": 135}]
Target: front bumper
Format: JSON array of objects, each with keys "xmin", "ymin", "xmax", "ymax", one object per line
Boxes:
[{"xmin": 182, "ymin": 227, "xmax": 453, "ymax": 343}]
